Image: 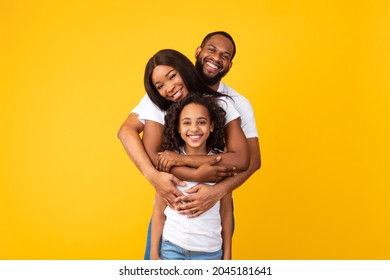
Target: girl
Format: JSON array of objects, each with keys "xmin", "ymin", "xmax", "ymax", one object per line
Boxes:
[{"xmin": 150, "ymin": 93, "xmax": 233, "ymax": 260}]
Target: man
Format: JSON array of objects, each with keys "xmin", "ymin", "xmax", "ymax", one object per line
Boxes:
[{"xmin": 118, "ymin": 31, "xmax": 261, "ymax": 259}]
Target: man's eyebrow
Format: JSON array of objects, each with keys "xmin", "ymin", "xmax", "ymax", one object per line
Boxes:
[{"xmin": 208, "ymin": 44, "xmax": 232, "ymax": 56}]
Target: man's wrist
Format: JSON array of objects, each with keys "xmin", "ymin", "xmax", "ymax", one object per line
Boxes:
[{"xmin": 213, "ymin": 182, "xmax": 228, "ymax": 201}]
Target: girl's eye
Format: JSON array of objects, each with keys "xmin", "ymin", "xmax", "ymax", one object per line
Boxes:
[
  {"xmin": 169, "ymin": 73, "xmax": 177, "ymax": 80},
  {"xmin": 156, "ymin": 84, "xmax": 163, "ymax": 90}
]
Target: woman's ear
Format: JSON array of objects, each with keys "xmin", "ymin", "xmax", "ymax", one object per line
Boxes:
[{"xmin": 210, "ymin": 122, "xmax": 214, "ymax": 132}]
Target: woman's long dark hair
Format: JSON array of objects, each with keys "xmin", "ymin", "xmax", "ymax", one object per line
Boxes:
[
  {"xmin": 144, "ymin": 49, "xmax": 226, "ymax": 111},
  {"xmin": 162, "ymin": 93, "xmax": 226, "ymax": 154}
]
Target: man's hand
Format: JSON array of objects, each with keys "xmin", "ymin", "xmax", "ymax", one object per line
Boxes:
[
  {"xmin": 174, "ymin": 183, "xmax": 224, "ymax": 218},
  {"xmin": 195, "ymin": 157, "xmax": 237, "ymax": 182},
  {"xmin": 147, "ymin": 170, "xmax": 185, "ymax": 208},
  {"xmin": 157, "ymin": 150, "xmax": 187, "ymax": 172}
]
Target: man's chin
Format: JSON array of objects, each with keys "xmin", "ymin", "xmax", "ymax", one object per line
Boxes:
[{"xmin": 196, "ymin": 60, "xmax": 225, "ymax": 85}]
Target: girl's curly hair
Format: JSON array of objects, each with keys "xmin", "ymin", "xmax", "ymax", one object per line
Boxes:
[{"xmin": 162, "ymin": 93, "xmax": 227, "ymax": 154}]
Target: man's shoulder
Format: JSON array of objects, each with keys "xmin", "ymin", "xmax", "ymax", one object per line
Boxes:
[{"xmin": 218, "ymin": 82, "xmax": 251, "ymax": 103}]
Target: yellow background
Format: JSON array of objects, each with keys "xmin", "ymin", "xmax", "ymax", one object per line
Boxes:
[{"xmin": 1, "ymin": 0, "xmax": 389, "ymax": 259}]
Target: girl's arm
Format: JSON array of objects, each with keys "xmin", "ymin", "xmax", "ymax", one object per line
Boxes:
[
  {"xmin": 144, "ymin": 120, "xmax": 233, "ymax": 182},
  {"xmin": 220, "ymin": 192, "xmax": 233, "ymax": 260},
  {"xmin": 157, "ymin": 118, "xmax": 250, "ymax": 181},
  {"xmin": 151, "ymin": 193, "xmax": 167, "ymax": 260}
]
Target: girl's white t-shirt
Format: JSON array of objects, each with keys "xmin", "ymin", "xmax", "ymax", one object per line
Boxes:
[{"xmin": 162, "ymin": 148, "xmax": 222, "ymax": 252}]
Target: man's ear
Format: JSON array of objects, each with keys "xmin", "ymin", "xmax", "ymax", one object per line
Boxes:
[
  {"xmin": 228, "ymin": 61, "xmax": 233, "ymax": 71},
  {"xmin": 195, "ymin": 46, "xmax": 202, "ymax": 58}
]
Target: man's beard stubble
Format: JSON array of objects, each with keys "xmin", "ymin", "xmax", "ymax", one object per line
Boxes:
[{"xmin": 195, "ymin": 58, "xmax": 228, "ymax": 87}]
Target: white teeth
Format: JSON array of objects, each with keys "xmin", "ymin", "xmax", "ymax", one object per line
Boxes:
[
  {"xmin": 206, "ymin": 62, "xmax": 218, "ymax": 69},
  {"xmin": 172, "ymin": 90, "xmax": 181, "ymax": 99},
  {"xmin": 188, "ymin": 135, "xmax": 201, "ymax": 140}
]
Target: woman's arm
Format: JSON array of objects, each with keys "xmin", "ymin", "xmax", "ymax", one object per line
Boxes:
[
  {"xmin": 220, "ymin": 192, "xmax": 233, "ymax": 260},
  {"xmin": 117, "ymin": 113, "xmax": 184, "ymax": 207},
  {"xmin": 151, "ymin": 193, "xmax": 166, "ymax": 260}
]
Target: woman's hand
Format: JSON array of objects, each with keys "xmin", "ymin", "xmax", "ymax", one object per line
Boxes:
[{"xmin": 147, "ymin": 170, "xmax": 185, "ymax": 209}]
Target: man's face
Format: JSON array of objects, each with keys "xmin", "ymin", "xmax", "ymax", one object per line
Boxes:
[{"xmin": 195, "ymin": 34, "xmax": 234, "ymax": 86}]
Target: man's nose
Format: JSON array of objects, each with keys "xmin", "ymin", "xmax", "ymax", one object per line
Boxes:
[{"xmin": 210, "ymin": 52, "xmax": 222, "ymax": 62}]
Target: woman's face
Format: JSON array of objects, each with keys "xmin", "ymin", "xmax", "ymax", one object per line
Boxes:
[{"xmin": 151, "ymin": 65, "xmax": 189, "ymax": 102}]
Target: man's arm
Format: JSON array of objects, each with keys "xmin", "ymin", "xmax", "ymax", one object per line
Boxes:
[
  {"xmin": 117, "ymin": 113, "xmax": 184, "ymax": 207},
  {"xmin": 175, "ymin": 137, "xmax": 261, "ymax": 217}
]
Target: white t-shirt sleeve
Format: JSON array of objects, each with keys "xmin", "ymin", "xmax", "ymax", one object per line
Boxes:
[
  {"xmin": 236, "ymin": 98, "xmax": 258, "ymax": 138},
  {"xmin": 217, "ymin": 97, "xmax": 240, "ymax": 125},
  {"xmin": 131, "ymin": 94, "xmax": 166, "ymax": 125},
  {"xmin": 218, "ymin": 83, "xmax": 259, "ymax": 138}
]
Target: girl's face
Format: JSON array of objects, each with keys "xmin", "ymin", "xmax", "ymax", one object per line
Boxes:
[
  {"xmin": 151, "ymin": 65, "xmax": 189, "ymax": 102},
  {"xmin": 178, "ymin": 103, "xmax": 214, "ymax": 155}
]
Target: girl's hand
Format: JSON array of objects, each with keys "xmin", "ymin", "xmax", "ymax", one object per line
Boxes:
[{"xmin": 157, "ymin": 150, "xmax": 186, "ymax": 172}]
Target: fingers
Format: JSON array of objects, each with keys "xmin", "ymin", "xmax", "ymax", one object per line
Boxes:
[
  {"xmin": 157, "ymin": 157, "xmax": 168, "ymax": 172},
  {"xmin": 177, "ymin": 204, "xmax": 204, "ymax": 218},
  {"xmin": 163, "ymin": 196, "xmax": 174, "ymax": 209},
  {"xmin": 186, "ymin": 210, "xmax": 204, "ymax": 218},
  {"xmin": 181, "ymin": 186, "xmax": 198, "ymax": 195},
  {"xmin": 171, "ymin": 175, "xmax": 186, "ymax": 187},
  {"xmin": 157, "ymin": 151, "xmax": 174, "ymax": 172},
  {"xmin": 208, "ymin": 156, "xmax": 222, "ymax": 166},
  {"xmin": 164, "ymin": 186, "xmax": 183, "ymax": 208}
]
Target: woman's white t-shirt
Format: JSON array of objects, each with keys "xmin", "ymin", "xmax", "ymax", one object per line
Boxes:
[{"xmin": 134, "ymin": 95, "xmax": 240, "ymax": 126}]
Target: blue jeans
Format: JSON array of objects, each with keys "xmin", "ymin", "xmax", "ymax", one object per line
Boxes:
[
  {"xmin": 161, "ymin": 238, "xmax": 222, "ymax": 260},
  {"xmin": 144, "ymin": 202, "xmax": 235, "ymax": 260}
]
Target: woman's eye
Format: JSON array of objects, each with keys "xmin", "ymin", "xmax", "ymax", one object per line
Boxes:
[{"xmin": 169, "ymin": 73, "xmax": 177, "ymax": 80}]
